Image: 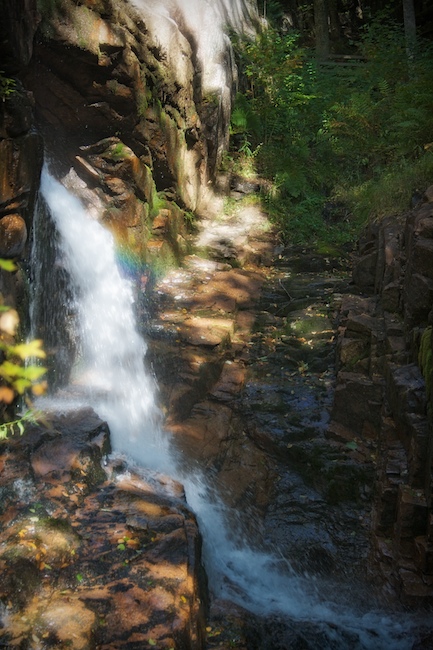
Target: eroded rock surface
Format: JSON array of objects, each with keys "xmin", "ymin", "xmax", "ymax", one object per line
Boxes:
[
  {"xmin": 0, "ymin": 409, "xmax": 206, "ymax": 649},
  {"xmin": 21, "ymin": 0, "xmax": 258, "ymax": 213}
]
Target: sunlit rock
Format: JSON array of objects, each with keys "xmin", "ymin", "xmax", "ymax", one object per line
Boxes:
[{"xmin": 0, "ymin": 214, "xmax": 28, "ymax": 257}]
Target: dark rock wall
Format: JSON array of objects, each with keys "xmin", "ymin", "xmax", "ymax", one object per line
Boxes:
[
  {"xmin": 331, "ymin": 188, "xmax": 433, "ymax": 604},
  {"xmin": 0, "ymin": 2, "xmax": 43, "ymax": 323}
]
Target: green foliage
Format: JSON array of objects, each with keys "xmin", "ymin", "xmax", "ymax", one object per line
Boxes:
[
  {"xmin": 230, "ymin": 18, "xmax": 433, "ymax": 247},
  {"xmin": 0, "ymin": 261, "xmax": 47, "ymax": 436},
  {"xmin": 0, "ymin": 409, "xmax": 42, "ymax": 440},
  {"xmin": 0, "ymin": 72, "xmax": 16, "ymax": 101}
]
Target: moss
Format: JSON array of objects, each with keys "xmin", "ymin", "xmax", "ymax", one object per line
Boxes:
[
  {"xmin": 36, "ymin": 0, "xmax": 61, "ymax": 18},
  {"xmin": 146, "ymin": 240, "xmax": 177, "ymax": 279},
  {"xmin": 418, "ymin": 326, "xmax": 433, "ymax": 399},
  {"xmin": 149, "ymin": 188, "xmax": 166, "ymax": 219},
  {"xmin": 137, "ymin": 90, "xmax": 149, "ymax": 118},
  {"xmin": 110, "ymin": 141, "xmax": 129, "ymax": 161}
]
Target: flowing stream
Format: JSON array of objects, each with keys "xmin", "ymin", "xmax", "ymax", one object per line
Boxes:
[{"xmin": 35, "ymin": 166, "xmax": 420, "ymax": 649}]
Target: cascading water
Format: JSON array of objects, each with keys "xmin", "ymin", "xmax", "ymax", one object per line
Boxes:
[
  {"xmin": 38, "ymin": 167, "xmax": 172, "ymax": 473},
  {"xmin": 35, "ymin": 165, "xmax": 420, "ymax": 649}
]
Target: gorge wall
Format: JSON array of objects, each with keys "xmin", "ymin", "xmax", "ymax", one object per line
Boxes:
[
  {"xmin": 330, "ymin": 190, "xmax": 433, "ymax": 604},
  {"xmin": 0, "ymin": 0, "xmax": 258, "ymax": 281}
]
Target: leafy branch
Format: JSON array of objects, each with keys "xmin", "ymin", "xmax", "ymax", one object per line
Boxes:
[
  {"xmin": 0, "ymin": 409, "xmax": 43, "ymax": 440},
  {"xmin": 0, "ymin": 259, "xmax": 47, "ymax": 436},
  {"xmin": 0, "ymin": 71, "xmax": 16, "ymax": 101}
]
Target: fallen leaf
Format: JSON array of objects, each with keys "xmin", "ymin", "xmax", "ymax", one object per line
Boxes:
[{"xmin": 0, "ymin": 386, "xmax": 15, "ymax": 404}]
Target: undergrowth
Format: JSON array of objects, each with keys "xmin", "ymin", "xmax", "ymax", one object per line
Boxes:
[{"xmin": 229, "ymin": 14, "xmax": 433, "ymax": 249}]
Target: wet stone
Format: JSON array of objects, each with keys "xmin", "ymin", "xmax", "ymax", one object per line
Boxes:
[{"xmin": 0, "ymin": 410, "xmax": 206, "ymax": 649}]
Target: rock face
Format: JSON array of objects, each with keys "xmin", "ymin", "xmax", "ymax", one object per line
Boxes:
[
  {"xmin": 0, "ymin": 409, "xmax": 207, "ymax": 649},
  {"xmin": 1, "ymin": 0, "xmax": 259, "ymax": 313},
  {"xmin": 331, "ymin": 187, "xmax": 433, "ymax": 604},
  {"xmin": 21, "ymin": 0, "xmax": 257, "ymax": 211},
  {"xmin": 0, "ymin": 0, "xmax": 40, "ymax": 72},
  {"xmin": 0, "ymin": 86, "xmax": 43, "ymax": 262}
]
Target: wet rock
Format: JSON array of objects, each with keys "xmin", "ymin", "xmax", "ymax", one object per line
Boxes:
[
  {"xmin": 0, "ymin": 102, "xmax": 43, "ymax": 233},
  {"xmin": 0, "ymin": 0, "xmax": 39, "ymax": 71},
  {"xmin": 352, "ymin": 250, "xmax": 377, "ymax": 289},
  {"xmin": 179, "ymin": 316, "xmax": 234, "ymax": 347},
  {"xmin": 331, "ymin": 372, "xmax": 384, "ymax": 436},
  {"xmin": 244, "ymin": 614, "xmax": 360, "ymax": 650},
  {"xmin": 404, "ymin": 273, "xmax": 433, "ymax": 326},
  {"xmin": 0, "ymin": 214, "xmax": 27, "ymax": 257},
  {"xmin": 0, "ymin": 409, "xmax": 207, "ymax": 649},
  {"xmin": 347, "ymin": 193, "xmax": 433, "ymax": 604},
  {"xmin": 385, "ymin": 362, "xmax": 427, "ymax": 423}
]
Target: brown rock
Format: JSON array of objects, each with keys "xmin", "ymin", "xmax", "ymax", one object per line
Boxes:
[
  {"xmin": 423, "ymin": 185, "xmax": 433, "ymax": 203},
  {"xmin": 411, "ymin": 238, "xmax": 433, "ymax": 280},
  {"xmin": 152, "ymin": 209, "xmax": 170, "ymax": 235},
  {"xmin": 0, "ymin": 410, "xmax": 207, "ymax": 649},
  {"xmin": 40, "ymin": 597, "xmax": 96, "ymax": 650},
  {"xmin": 0, "ymin": 0, "xmax": 39, "ymax": 70},
  {"xmin": 209, "ymin": 361, "xmax": 246, "ymax": 401},
  {"xmin": 331, "ymin": 371, "xmax": 384, "ymax": 435},
  {"xmin": 180, "ymin": 316, "xmax": 234, "ymax": 347},
  {"xmin": 0, "ymin": 214, "xmax": 27, "ymax": 257},
  {"xmin": 352, "ymin": 250, "xmax": 377, "ymax": 289},
  {"xmin": 395, "ymin": 485, "xmax": 428, "ymax": 540},
  {"xmin": 0, "ymin": 133, "xmax": 42, "ymax": 222}
]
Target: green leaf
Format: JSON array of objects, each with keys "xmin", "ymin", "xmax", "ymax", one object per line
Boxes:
[
  {"xmin": 12, "ymin": 378, "xmax": 32, "ymax": 394},
  {"xmin": 16, "ymin": 420, "xmax": 25, "ymax": 436},
  {"xmin": 0, "ymin": 259, "xmax": 17, "ymax": 272},
  {"xmin": 76, "ymin": 574, "xmax": 83, "ymax": 583},
  {"xmin": 0, "ymin": 424, "xmax": 11, "ymax": 439},
  {"xmin": 148, "ymin": 640, "xmax": 157, "ymax": 647},
  {"xmin": 346, "ymin": 441, "xmax": 358, "ymax": 450},
  {"xmin": 20, "ymin": 365, "xmax": 47, "ymax": 381},
  {"xmin": 13, "ymin": 340, "xmax": 46, "ymax": 360},
  {"xmin": 0, "ymin": 360, "xmax": 24, "ymax": 380},
  {"xmin": 117, "ymin": 543, "xmax": 126, "ymax": 551}
]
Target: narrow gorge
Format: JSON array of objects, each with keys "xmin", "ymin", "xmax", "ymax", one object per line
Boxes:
[{"xmin": 0, "ymin": 1, "xmax": 432, "ymax": 648}]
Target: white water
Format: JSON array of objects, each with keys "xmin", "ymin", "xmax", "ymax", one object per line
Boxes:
[
  {"xmin": 40, "ymin": 168, "xmax": 173, "ymax": 473},
  {"xmin": 38, "ymin": 167, "xmax": 418, "ymax": 649}
]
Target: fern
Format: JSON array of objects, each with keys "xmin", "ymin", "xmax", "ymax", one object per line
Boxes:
[{"xmin": 0, "ymin": 409, "xmax": 42, "ymax": 440}]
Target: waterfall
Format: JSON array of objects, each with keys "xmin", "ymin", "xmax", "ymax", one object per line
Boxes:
[
  {"xmin": 38, "ymin": 167, "xmax": 172, "ymax": 473},
  {"xmin": 35, "ymin": 166, "xmax": 418, "ymax": 650}
]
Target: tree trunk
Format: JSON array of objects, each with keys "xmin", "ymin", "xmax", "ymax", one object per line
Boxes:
[
  {"xmin": 314, "ymin": 0, "xmax": 330, "ymax": 59},
  {"xmin": 328, "ymin": 0, "xmax": 341, "ymax": 45},
  {"xmin": 403, "ymin": 0, "xmax": 416, "ymax": 60}
]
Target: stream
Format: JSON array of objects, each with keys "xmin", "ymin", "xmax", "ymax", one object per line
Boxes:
[{"xmin": 33, "ymin": 166, "xmax": 427, "ymax": 649}]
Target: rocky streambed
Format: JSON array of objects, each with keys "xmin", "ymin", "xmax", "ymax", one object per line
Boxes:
[{"xmin": 0, "ymin": 192, "xmax": 432, "ymax": 648}]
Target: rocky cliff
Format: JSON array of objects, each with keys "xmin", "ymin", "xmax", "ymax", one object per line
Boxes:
[
  {"xmin": 1, "ymin": 0, "xmax": 258, "ymax": 284},
  {"xmin": 330, "ymin": 189, "xmax": 433, "ymax": 604}
]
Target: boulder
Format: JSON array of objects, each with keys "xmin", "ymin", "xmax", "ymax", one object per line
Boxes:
[
  {"xmin": 0, "ymin": 214, "xmax": 27, "ymax": 257},
  {"xmin": 0, "ymin": 408, "xmax": 207, "ymax": 649}
]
